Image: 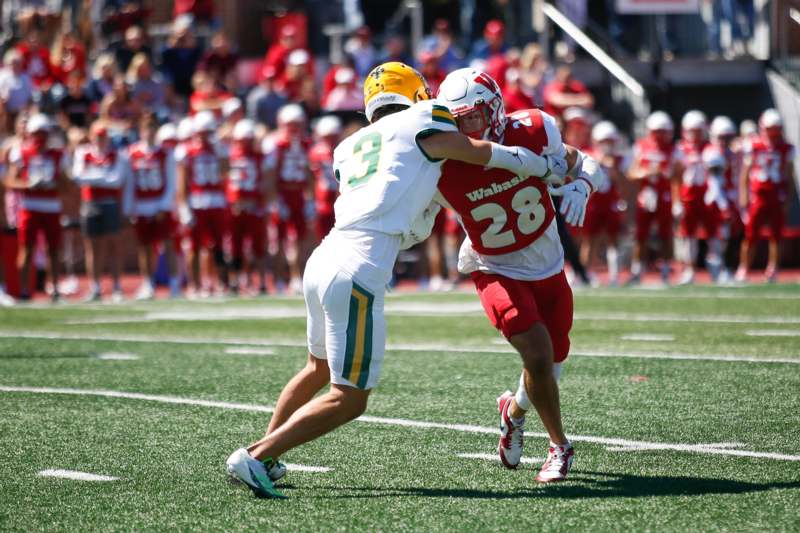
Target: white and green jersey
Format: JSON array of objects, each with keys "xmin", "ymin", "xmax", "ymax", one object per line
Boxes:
[{"xmin": 321, "ymin": 100, "xmax": 458, "ymax": 288}]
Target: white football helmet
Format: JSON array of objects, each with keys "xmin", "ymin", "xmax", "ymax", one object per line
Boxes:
[
  {"xmin": 193, "ymin": 110, "xmax": 217, "ymax": 134},
  {"xmin": 26, "ymin": 113, "xmax": 52, "ymax": 134},
  {"xmin": 176, "ymin": 117, "xmax": 194, "ymax": 141},
  {"xmin": 277, "ymin": 103, "xmax": 306, "ymax": 126},
  {"xmin": 681, "ymin": 110, "xmax": 707, "ymax": 131},
  {"xmin": 646, "ymin": 111, "xmax": 673, "ymax": 132},
  {"xmin": 591, "ymin": 121, "xmax": 619, "ymax": 143},
  {"xmin": 314, "ymin": 115, "xmax": 342, "ymax": 138},
  {"xmin": 232, "ymin": 119, "xmax": 256, "ymax": 140},
  {"xmin": 709, "ymin": 116, "xmax": 736, "ymax": 139},
  {"xmin": 156, "ymin": 123, "xmax": 177, "ymax": 145},
  {"xmin": 437, "ymin": 68, "xmax": 506, "ymax": 141},
  {"xmin": 759, "ymin": 108, "xmax": 782, "ymax": 129}
]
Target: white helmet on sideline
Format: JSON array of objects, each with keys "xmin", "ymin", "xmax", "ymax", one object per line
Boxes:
[
  {"xmin": 177, "ymin": 117, "xmax": 194, "ymax": 141},
  {"xmin": 232, "ymin": 119, "xmax": 256, "ymax": 140},
  {"xmin": 646, "ymin": 111, "xmax": 673, "ymax": 132},
  {"xmin": 193, "ymin": 111, "xmax": 217, "ymax": 133},
  {"xmin": 277, "ymin": 103, "xmax": 306, "ymax": 126},
  {"xmin": 759, "ymin": 108, "xmax": 782, "ymax": 129},
  {"xmin": 709, "ymin": 116, "xmax": 736, "ymax": 138},
  {"xmin": 27, "ymin": 113, "xmax": 52, "ymax": 134},
  {"xmin": 437, "ymin": 67, "xmax": 506, "ymax": 141},
  {"xmin": 314, "ymin": 115, "xmax": 342, "ymax": 138},
  {"xmin": 156, "ymin": 123, "xmax": 177, "ymax": 144},
  {"xmin": 592, "ymin": 121, "xmax": 619, "ymax": 143},
  {"xmin": 681, "ymin": 110, "xmax": 707, "ymax": 131}
]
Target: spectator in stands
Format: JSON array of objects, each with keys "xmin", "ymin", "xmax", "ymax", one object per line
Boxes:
[
  {"xmin": 127, "ymin": 53, "xmax": 169, "ymax": 117},
  {"xmin": 264, "ymin": 24, "xmax": 302, "ymax": 83},
  {"xmin": 246, "ymin": 65, "xmax": 287, "ymax": 130},
  {"xmin": 51, "ymin": 31, "xmax": 87, "ymax": 84},
  {"xmin": 173, "ymin": 0, "xmax": 216, "ymax": 26},
  {"xmin": 57, "ymin": 70, "xmax": 92, "ymax": 129},
  {"xmin": 417, "ymin": 52, "xmax": 445, "ymax": 96},
  {"xmin": 16, "ymin": 29, "xmax": 55, "ymax": 89},
  {"xmin": 160, "ymin": 18, "xmax": 202, "ymax": 98},
  {"xmin": 344, "ymin": 26, "xmax": 378, "ymax": 78},
  {"xmin": 99, "ymin": 75, "xmax": 139, "ymax": 139},
  {"xmin": 322, "ymin": 67, "xmax": 361, "ymax": 112},
  {"xmin": 114, "ymin": 25, "xmax": 151, "ymax": 74},
  {"xmin": 72, "ymin": 120, "xmax": 128, "ymax": 302},
  {"xmin": 199, "ymin": 32, "xmax": 239, "ymax": 89},
  {"xmin": 708, "ymin": 0, "xmax": 755, "ymax": 57},
  {"xmin": 420, "ymin": 18, "xmax": 464, "ymax": 72},
  {"xmin": 87, "ymin": 53, "xmax": 118, "ymax": 104},
  {"xmin": 0, "ymin": 50, "xmax": 35, "ymax": 123},
  {"xmin": 519, "ymin": 43, "xmax": 551, "ymax": 106},
  {"xmin": 542, "ymin": 64, "xmax": 594, "ymax": 120},
  {"xmin": 189, "ymin": 70, "xmax": 232, "ymax": 117},
  {"xmin": 379, "ymin": 34, "xmax": 413, "ymax": 66},
  {"xmin": 502, "ymin": 68, "xmax": 535, "ymax": 113},
  {"xmin": 469, "ymin": 19, "xmax": 508, "ymax": 62}
]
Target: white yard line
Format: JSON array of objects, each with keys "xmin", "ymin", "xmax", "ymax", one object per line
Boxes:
[
  {"xmin": 95, "ymin": 352, "xmax": 139, "ymax": 361},
  {"xmin": 745, "ymin": 330, "xmax": 800, "ymax": 337},
  {"xmin": 224, "ymin": 347, "xmax": 276, "ymax": 356},
  {"xmin": 574, "ymin": 311, "xmax": 800, "ymax": 325},
  {"xmin": 1, "ymin": 330, "xmax": 798, "ymax": 364},
  {"xmin": 620, "ymin": 334, "xmax": 675, "ymax": 342},
  {"xmin": 38, "ymin": 469, "xmax": 118, "ymax": 481},
  {"xmin": 2, "ymin": 386, "xmax": 799, "ymax": 462},
  {"xmin": 284, "ymin": 463, "xmax": 332, "ymax": 473},
  {"xmin": 456, "ymin": 453, "xmax": 544, "ymax": 464}
]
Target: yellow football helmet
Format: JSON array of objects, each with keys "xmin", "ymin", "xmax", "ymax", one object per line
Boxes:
[{"xmin": 363, "ymin": 62, "xmax": 432, "ymax": 122}]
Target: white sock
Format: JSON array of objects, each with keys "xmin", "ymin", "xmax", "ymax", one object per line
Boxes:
[
  {"xmin": 514, "ymin": 372, "xmax": 533, "ymax": 411},
  {"xmin": 90, "ymin": 281, "xmax": 100, "ymax": 294},
  {"xmin": 606, "ymin": 247, "xmax": 619, "ymax": 281},
  {"xmin": 631, "ymin": 260, "xmax": 642, "ymax": 276}
]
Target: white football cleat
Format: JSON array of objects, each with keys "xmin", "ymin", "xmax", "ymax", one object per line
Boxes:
[
  {"xmin": 135, "ymin": 283, "xmax": 155, "ymax": 301},
  {"xmin": 497, "ymin": 390, "xmax": 524, "ymax": 469},
  {"xmin": 225, "ymin": 448, "xmax": 286, "ymax": 499},
  {"xmin": 535, "ymin": 442, "xmax": 575, "ymax": 483},
  {"xmin": 267, "ymin": 460, "xmax": 287, "ymax": 482},
  {"xmin": 678, "ymin": 268, "xmax": 695, "ymax": 286}
]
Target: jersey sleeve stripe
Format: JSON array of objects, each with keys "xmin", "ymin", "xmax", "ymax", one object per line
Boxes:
[
  {"xmin": 432, "ymin": 107, "xmax": 456, "ymax": 126},
  {"xmin": 432, "ymin": 114, "xmax": 457, "ymax": 126}
]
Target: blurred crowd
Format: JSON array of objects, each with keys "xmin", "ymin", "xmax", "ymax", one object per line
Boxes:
[{"xmin": 0, "ymin": 2, "xmax": 792, "ymax": 305}]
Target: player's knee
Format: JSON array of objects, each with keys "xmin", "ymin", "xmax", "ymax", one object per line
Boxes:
[
  {"xmin": 331, "ymin": 386, "xmax": 369, "ymax": 420},
  {"xmin": 510, "ymin": 323, "xmax": 554, "ymax": 378}
]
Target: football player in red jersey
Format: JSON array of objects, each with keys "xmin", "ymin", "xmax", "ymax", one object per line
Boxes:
[
  {"xmin": 263, "ymin": 104, "xmax": 313, "ymax": 293},
  {"xmin": 308, "ymin": 115, "xmax": 341, "ymax": 243},
  {"xmin": 226, "ymin": 119, "xmax": 269, "ymax": 295},
  {"xmin": 673, "ymin": 110, "xmax": 716, "ymax": 285},
  {"xmin": 436, "ymin": 68, "xmax": 604, "ymax": 482},
  {"xmin": 582, "ymin": 121, "xmax": 626, "ymax": 286},
  {"xmin": 176, "ymin": 110, "xmax": 230, "ymax": 296},
  {"xmin": 704, "ymin": 116, "xmax": 742, "ymax": 283},
  {"xmin": 4, "ymin": 114, "xmax": 68, "ymax": 301},
  {"xmin": 627, "ymin": 111, "xmax": 677, "ymax": 285},
  {"xmin": 123, "ymin": 113, "xmax": 180, "ymax": 300},
  {"xmin": 737, "ymin": 109, "xmax": 796, "ymax": 283}
]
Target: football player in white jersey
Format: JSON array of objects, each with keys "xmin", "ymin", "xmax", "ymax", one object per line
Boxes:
[{"xmin": 225, "ymin": 62, "xmax": 568, "ymax": 499}]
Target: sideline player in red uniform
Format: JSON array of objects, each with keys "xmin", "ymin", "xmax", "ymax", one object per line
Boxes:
[
  {"xmin": 226, "ymin": 119, "xmax": 269, "ymax": 294},
  {"xmin": 4, "ymin": 114, "xmax": 68, "ymax": 301},
  {"xmin": 263, "ymin": 104, "xmax": 313, "ymax": 293},
  {"xmin": 627, "ymin": 111, "xmax": 677, "ymax": 285},
  {"xmin": 582, "ymin": 121, "xmax": 626, "ymax": 286},
  {"xmin": 704, "ymin": 116, "xmax": 742, "ymax": 282},
  {"xmin": 308, "ymin": 115, "xmax": 341, "ymax": 243},
  {"xmin": 436, "ymin": 68, "xmax": 604, "ymax": 482},
  {"xmin": 123, "ymin": 113, "xmax": 180, "ymax": 300},
  {"xmin": 737, "ymin": 109, "xmax": 796, "ymax": 282},
  {"xmin": 176, "ymin": 110, "xmax": 230, "ymax": 296},
  {"xmin": 673, "ymin": 110, "xmax": 716, "ymax": 285}
]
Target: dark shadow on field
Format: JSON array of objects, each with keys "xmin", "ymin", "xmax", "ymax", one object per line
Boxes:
[
  {"xmin": 0, "ymin": 353, "xmax": 90, "ymax": 359},
  {"xmin": 313, "ymin": 472, "xmax": 800, "ymax": 500}
]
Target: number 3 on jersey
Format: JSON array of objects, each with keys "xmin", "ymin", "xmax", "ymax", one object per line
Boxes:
[
  {"xmin": 471, "ymin": 186, "xmax": 546, "ymax": 248},
  {"xmin": 345, "ymin": 132, "xmax": 382, "ymax": 188}
]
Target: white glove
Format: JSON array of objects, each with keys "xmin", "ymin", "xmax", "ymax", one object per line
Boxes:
[
  {"xmin": 548, "ymin": 178, "xmax": 590, "ymax": 227},
  {"xmin": 488, "ymin": 143, "xmax": 567, "ymax": 179},
  {"xmin": 400, "ymin": 202, "xmax": 441, "ymax": 250}
]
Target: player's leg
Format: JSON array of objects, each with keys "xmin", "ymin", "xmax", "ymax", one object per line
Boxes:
[
  {"xmin": 252, "ymin": 216, "xmax": 268, "ymax": 293},
  {"xmin": 764, "ymin": 208, "xmax": 783, "ymax": 282},
  {"xmin": 737, "ymin": 204, "xmax": 759, "ymax": 281},
  {"xmin": 44, "ymin": 213, "xmax": 62, "ymax": 302},
  {"xmin": 135, "ymin": 219, "xmax": 155, "ymax": 299},
  {"xmin": 658, "ymin": 204, "xmax": 674, "ymax": 283},
  {"xmin": 229, "ymin": 213, "xmax": 244, "ymax": 294},
  {"xmin": 629, "ymin": 208, "xmax": 651, "ymax": 284},
  {"xmin": 211, "ymin": 209, "xmax": 229, "ymax": 291}
]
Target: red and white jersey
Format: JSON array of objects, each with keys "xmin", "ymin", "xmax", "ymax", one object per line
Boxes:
[
  {"xmin": 123, "ymin": 141, "xmax": 176, "ymax": 217},
  {"xmin": 703, "ymin": 143, "xmax": 740, "ymax": 205},
  {"xmin": 585, "ymin": 146, "xmax": 627, "ymax": 197},
  {"xmin": 263, "ymin": 134, "xmax": 311, "ymax": 194},
  {"xmin": 8, "ymin": 140, "xmax": 64, "ymax": 213},
  {"xmin": 631, "ymin": 136, "xmax": 675, "ymax": 210},
  {"xmin": 437, "ymin": 108, "xmax": 565, "ymax": 281},
  {"xmin": 72, "ymin": 145, "xmax": 127, "ymax": 202},
  {"xmin": 226, "ymin": 144, "xmax": 267, "ymax": 212},
  {"xmin": 743, "ymin": 136, "xmax": 795, "ymax": 198},
  {"xmin": 309, "ymin": 141, "xmax": 338, "ymax": 215},
  {"xmin": 674, "ymin": 139, "xmax": 708, "ymax": 203},
  {"xmin": 175, "ymin": 139, "xmax": 227, "ymax": 209}
]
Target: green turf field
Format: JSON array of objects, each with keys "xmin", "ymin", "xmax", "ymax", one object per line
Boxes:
[{"xmin": 1, "ymin": 284, "xmax": 799, "ymax": 531}]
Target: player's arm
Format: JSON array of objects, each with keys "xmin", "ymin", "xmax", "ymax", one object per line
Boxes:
[
  {"xmin": 738, "ymin": 159, "xmax": 751, "ymax": 210},
  {"xmin": 4, "ymin": 162, "xmax": 28, "ymax": 190},
  {"xmin": 417, "ymin": 131, "xmax": 564, "ymax": 178}
]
